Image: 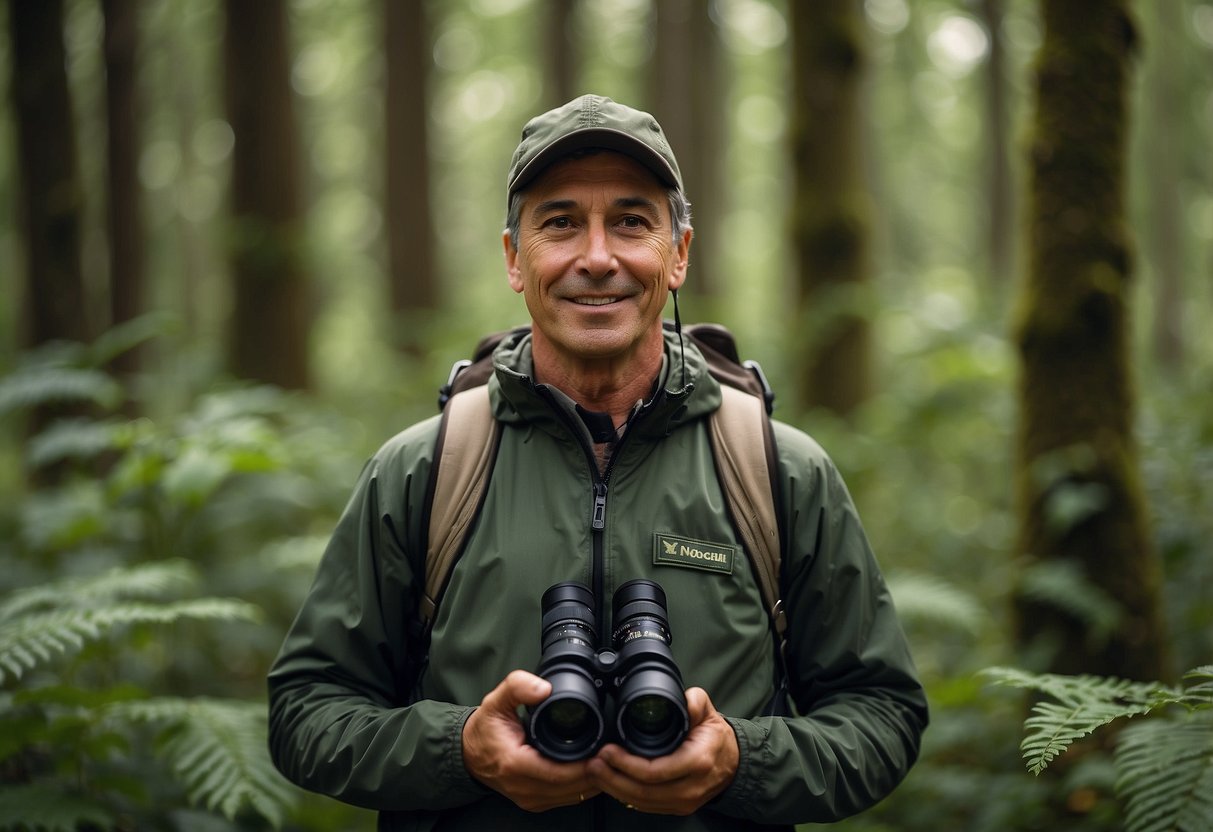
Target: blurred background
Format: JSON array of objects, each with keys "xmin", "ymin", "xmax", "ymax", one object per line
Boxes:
[{"xmin": 1, "ymin": 0, "xmax": 1210, "ymax": 829}]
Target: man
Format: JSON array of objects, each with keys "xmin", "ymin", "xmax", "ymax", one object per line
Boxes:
[{"xmin": 268, "ymin": 95, "xmax": 927, "ymax": 830}]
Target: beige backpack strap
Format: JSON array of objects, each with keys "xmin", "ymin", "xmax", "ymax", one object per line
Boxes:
[
  {"xmin": 710, "ymin": 385, "xmax": 787, "ymax": 642},
  {"xmin": 421, "ymin": 385, "xmax": 498, "ymax": 628}
]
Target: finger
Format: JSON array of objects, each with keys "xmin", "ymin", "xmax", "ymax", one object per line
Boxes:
[{"xmin": 484, "ymin": 670, "xmax": 552, "ymax": 714}]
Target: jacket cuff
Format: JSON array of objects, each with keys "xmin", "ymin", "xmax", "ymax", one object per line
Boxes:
[
  {"xmin": 708, "ymin": 716, "xmax": 765, "ymax": 817},
  {"xmin": 441, "ymin": 705, "xmax": 492, "ymax": 801}
]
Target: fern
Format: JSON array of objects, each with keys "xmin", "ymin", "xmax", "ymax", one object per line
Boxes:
[
  {"xmin": 0, "ymin": 560, "xmax": 198, "ymax": 620},
  {"xmin": 0, "ymin": 561, "xmax": 260, "ymax": 685},
  {"xmin": 107, "ymin": 698, "xmax": 296, "ymax": 826},
  {"xmin": 886, "ymin": 572, "xmax": 987, "ymax": 636},
  {"xmin": 986, "ymin": 665, "xmax": 1213, "ymax": 832},
  {"xmin": 0, "ymin": 366, "xmax": 123, "ymax": 416},
  {"xmin": 0, "ymin": 784, "xmax": 115, "ymax": 832},
  {"xmin": 983, "ymin": 667, "xmax": 1177, "ymax": 774},
  {"xmin": 0, "ymin": 600, "xmax": 260, "ymax": 686},
  {"xmin": 1115, "ymin": 714, "xmax": 1213, "ymax": 832},
  {"xmin": 25, "ymin": 418, "xmax": 134, "ymax": 469}
]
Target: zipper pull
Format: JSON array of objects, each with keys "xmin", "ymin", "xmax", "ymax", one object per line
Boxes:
[{"xmin": 592, "ymin": 481, "xmax": 607, "ymax": 530}]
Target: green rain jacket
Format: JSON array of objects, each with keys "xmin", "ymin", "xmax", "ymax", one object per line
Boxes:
[{"xmin": 268, "ymin": 330, "xmax": 927, "ymax": 831}]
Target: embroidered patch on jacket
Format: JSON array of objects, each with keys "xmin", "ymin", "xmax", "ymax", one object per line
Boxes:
[{"xmin": 653, "ymin": 533, "xmax": 735, "ymax": 575}]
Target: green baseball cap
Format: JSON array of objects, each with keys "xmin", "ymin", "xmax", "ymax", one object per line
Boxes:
[{"xmin": 506, "ymin": 94, "xmax": 683, "ymax": 203}]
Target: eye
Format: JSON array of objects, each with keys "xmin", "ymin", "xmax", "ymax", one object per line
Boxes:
[
  {"xmin": 619, "ymin": 215, "xmax": 646, "ymax": 230},
  {"xmin": 544, "ymin": 216, "xmax": 573, "ymax": 230}
]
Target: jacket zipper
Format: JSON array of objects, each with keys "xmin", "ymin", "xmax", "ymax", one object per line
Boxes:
[{"xmin": 535, "ymin": 386, "xmax": 647, "ymax": 832}]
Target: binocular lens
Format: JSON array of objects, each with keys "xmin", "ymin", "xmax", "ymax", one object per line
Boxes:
[{"xmin": 529, "ymin": 683, "xmax": 604, "ymax": 762}]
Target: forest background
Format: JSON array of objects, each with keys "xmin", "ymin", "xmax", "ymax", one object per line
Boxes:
[{"xmin": 1, "ymin": 0, "xmax": 1211, "ymax": 830}]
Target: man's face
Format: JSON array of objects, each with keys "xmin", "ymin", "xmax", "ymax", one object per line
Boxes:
[{"xmin": 504, "ymin": 152, "xmax": 690, "ymax": 370}]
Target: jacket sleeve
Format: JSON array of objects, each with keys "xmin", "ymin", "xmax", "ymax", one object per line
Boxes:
[
  {"xmin": 711, "ymin": 423, "xmax": 929, "ymax": 825},
  {"xmin": 266, "ymin": 423, "xmax": 490, "ymax": 812}
]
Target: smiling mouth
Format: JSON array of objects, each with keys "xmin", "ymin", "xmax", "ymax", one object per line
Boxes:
[{"xmin": 571, "ymin": 296, "xmax": 623, "ymax": 306}]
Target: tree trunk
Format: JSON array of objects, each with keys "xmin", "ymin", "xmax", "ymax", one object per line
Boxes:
[
  {"xmin": 1141, "ymin": 0, "xmax": 1185, "ymax": 371},
  {"xmin": 384, "ymin": 0, "xmax": 438, "ymax": 350},
  {"xmin": 787, "ymin": 0, "xmax": 872, "ymax": 416},
  {"xmin": 103, "ymin": 0, "xmax": 146, "ymax": 377},
  {"xmin": 1012, "ymin": 1, "xmax": 1169, "ymax": 682},
  {"xmin": 543, "ymin": 0, "xmax": 577, "ymax": 108},
  {"xmin": 649, "ymin": 0, "xmax": 724, "ymax": 300},
  {"xmin": 8, "ymin": 0, "xmax": 88, "ymax": 349},
  {"xmin": 222, "ymin": 0, "xmax": 311, "ymax": 389},
  {"xmin": 980, "ymin": 0, "xmax": 1015, "ymax": 287}
]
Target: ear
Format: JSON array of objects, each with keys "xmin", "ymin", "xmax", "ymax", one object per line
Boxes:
[
  {"xmin": 503, "ymin": 231, "xmax": 524, "ymax": 294},
  {"xmin": 668, "ymin": 226, "xmax": 692, "ymax": 291}
]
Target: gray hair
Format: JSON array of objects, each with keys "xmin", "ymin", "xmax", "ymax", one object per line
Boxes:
[{"xmin": 504, "ymin": 152, "xmax": 692, "ymax": 250}]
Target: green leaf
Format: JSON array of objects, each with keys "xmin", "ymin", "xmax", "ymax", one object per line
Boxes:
[
  {"xmin": 0, "ymin": 783, "xmax": 115, "ymax": 832},
  {"xmin": 0, "ymin": 367, "xmax": 123, "ymax": 416},
  {"xmin": 107, "ymin": 698, "xmax": 297, "ymax": 827},
  {"xmin": 886, "ymin": 572, "xmax": 987, "ymax": 635},
  {"xmin": 0, "ymin": 599, "xmax": 260, "ymax": 685},
  {"xmin": 1115, "ymin": 714, "xmax": 1213, "ymax": 832},
  {"xmin": 983, "ymin": 667, "xmax": 1175, "ymax": 775}
]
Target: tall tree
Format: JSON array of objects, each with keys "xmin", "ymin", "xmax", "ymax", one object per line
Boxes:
[
  {"xmin": 8, "ymin": 0, "xmax": 88, "ymax": 349},
  {"xmin": 979, "ymin": 0, "xmax": 1015, "ymax": 287},
  {"xmin": 543, "ymin": 0, "xmax": 577, "ymax": 108},
  {"xmin": 1012, "ymin": 1, "xmax": 1169, "ymax": 681},
  {"xmin": 787, "ymin": 0, "xmax": 872, "ymax": 416},
  {"xmin": 103, "ymin": 0, "xmax": 146, "ymax": 376},
  {"xmin": 222, "ymin": 0, "xmax": 311, "ymax": 389},
  {"xmin": 1141, "ymin": 0, "xmax": 1185, "ymax": 370},
  {"xmin": 385, "ymin": 0, "xmax": 438, "ymax": 347},
  {"xmin": 649, "ymin": 0, "xmax": 725, "ymax": 299}
]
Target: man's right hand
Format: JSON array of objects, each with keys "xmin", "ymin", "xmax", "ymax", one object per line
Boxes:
[{"xmin": 462, "ymin": 670, "xmax": 601, "ymax": 812}]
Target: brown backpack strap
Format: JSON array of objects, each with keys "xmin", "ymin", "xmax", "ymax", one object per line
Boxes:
[
  {"xmin": 710, "ymin": 385, "xmax": 787, "ymax": 643},
  {"xmin": 421, "ymin": 385, "xmax": 498, "ymax": 627}
]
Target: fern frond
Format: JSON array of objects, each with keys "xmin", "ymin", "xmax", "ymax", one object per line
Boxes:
[
  {"xmin": 1021, "ymin": 697, "xmax": 1154, "ymax": 775},
  {"xmin": 0, "ymin": 560, "xmax": 198, "ymax": 621},
  {"xmin": 0, "ymin": 598, "xmax": 260, "ymax": 685},
  {"xmin": 983, "ymin": 667, "xmax": 1177, "ymax": 774},
  {"xmin": 0, "ymin": 367, "xmax": 123, "ymax": 416},
  {"xmin": 0, "ymin": 782, "xmax": 115, "ymax": 831},
  {"xmin": 886, "ymin": 572, "xmax": 987, "ymax": 635},
  {"xmin": 1180, "ymin": 666, "xmax": 1213, "ymax": 709},
  {"xmin": 1115, "ymin": 713, "xmax": 1213, "ymax": 832},
  {"xmin": 108, "ymin": 697, "xmax": 296, "ymax": 827},
  {"xmin": 26, "ymin": 418, "xmax": 133, "ymax": 469}
]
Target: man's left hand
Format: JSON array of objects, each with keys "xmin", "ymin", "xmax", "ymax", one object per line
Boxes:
[{"xmin": 586, "ymin": 686, "xmax": 739, "ymax": 815}]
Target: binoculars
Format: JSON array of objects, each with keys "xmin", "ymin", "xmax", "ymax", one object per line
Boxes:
[{"xmin": 525, "ymin": 579, "xmax": 690, "ymax": 762}]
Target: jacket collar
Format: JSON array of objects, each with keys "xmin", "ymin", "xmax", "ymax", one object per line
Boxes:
[{"xmin": 487, "ymin": 326, "xmax": 722, "ymax": 442}]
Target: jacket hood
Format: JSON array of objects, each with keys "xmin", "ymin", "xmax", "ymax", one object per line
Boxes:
[{"xmin": 487, "ymin": 326, "xmax": 723, "ymax": 442}]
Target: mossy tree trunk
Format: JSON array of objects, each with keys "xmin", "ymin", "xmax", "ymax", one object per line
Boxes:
[
  {"xmin": 223, "ymin": 0, "xmax": 311, "ymax": 389},
  {"xmin": 788, "ymin": 0, "xmax": 872, "ymax": 417},
  {"xmin": 9, "ymin": 0, "xmax": 88, "ymax": 349},
  {"xmin": 103, "ymin": 0, "xmax": 146, "ymax": 379},
  {"xmin": 385, "ymin": 0, "xmax": 438, "ymax": 351},
  {"xmin": 1013, "ymin": 1, "xmax": 1170, "ymax": 682}
]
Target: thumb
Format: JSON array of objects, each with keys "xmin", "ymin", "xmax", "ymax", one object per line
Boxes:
[
  {"xmin": 485, "ymin": 670, "xmax": 552, "ymax": 714},
  {"xmin": 684, "ymin": 686, "xmax": 714, "ymax": 727}
]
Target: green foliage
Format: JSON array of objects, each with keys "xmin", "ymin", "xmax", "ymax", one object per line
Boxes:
[
  {"xmin": 0, "ymin": 562, "xmax": 290, "ymax": 828},
  {"xmin": 0, "ymin": 332, "xmax": 367, "ymax": 830},
  {"xmin": 106, "ymin": 698, "xmax": 296, "ymax": 827},
  {"xmin": 0, "ymin": 561, "xmax": 259, "ymax": 685},
  {"xmin": 985, "ymin": 666, "xmax": 1213, "ymax": 832},
  {"xmin": 0, "ymin": 784, "xmax": 115, "ymax": 832}
]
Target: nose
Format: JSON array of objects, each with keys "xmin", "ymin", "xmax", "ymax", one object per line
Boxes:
[{"xmin": 576, "ymin": 219, "xmax": 618, "ymax": 279}]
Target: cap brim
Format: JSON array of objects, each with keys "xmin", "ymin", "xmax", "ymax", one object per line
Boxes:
[{"xmin": 509, "ymin": 128, "xmax": 681, "ymax": 196}]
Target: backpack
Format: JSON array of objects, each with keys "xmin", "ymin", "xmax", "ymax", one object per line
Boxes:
[{"xmin": 418, "ymin": 322, "xmax": 790, "ymax": 703}]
